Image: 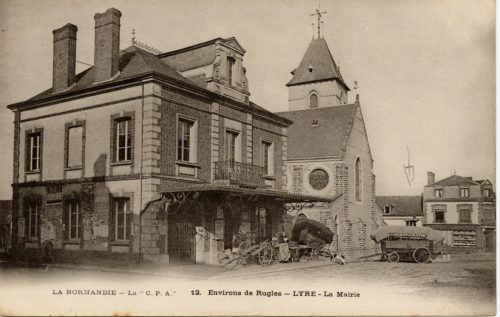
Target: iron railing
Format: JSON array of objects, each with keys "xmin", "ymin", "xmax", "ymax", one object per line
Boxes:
[{"xmin": 214, "ymin": 161, "xmax": 265, "ymax": 187}]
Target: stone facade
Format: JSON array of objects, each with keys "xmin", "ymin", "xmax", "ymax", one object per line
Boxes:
[
  {"xmin": 281, "ymin": 36, "xmax": 380, "ymax": 261},
  {"xmin": 8, "ymin": 8, "xmax": 297, "ymax": 265},
  {"xmin": 423, "ymin": 173, "xmax": 495, "ymax": 251}
]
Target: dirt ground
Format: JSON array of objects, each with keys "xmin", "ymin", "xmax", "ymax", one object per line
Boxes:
[{"xmin": 0, "ymin": 252, "xmax": 495, "ymax": 316}]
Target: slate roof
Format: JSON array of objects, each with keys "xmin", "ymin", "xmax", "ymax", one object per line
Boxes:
[
  {"xmin": 158, "ymin": 37, "xmax": 245, "ymax": 72},
  {"xmin": 286, "ymin": 37, "xmax": 349, "ymax": 89},
  {"xmin": 8, "ymin": 43, "xmax": 290, "ymax": 125},
  {"xmin": 426, "ymin": 175, "xmax": 479, "ymax": 187},
  {"xmin": 376, "ymin": 196, "xmax": 423, "ymax": 217},
  {"xmin": 27, "ymin": 46, "xmax": 192, "ymax": 102},
  {"xmin": 277, "ymin": 104, "xmax": 357, "ymax": 159}
]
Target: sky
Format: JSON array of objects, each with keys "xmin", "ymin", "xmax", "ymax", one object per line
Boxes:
[{"xmin": 0, "ymin": 0, "xmax": 495, "ymax": 200}]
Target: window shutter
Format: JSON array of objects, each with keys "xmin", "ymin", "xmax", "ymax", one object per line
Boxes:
[
  {"xmin": 36, "ymin": 196, "xmax": 42, "ymax": 241},
  {"xmin": 109, "ymin": 197, "xmax": 115, "ymax": 242},
  {"xmin": 111, "ymin": 119, "xmax": 117, "ymax": 163},
  {"xmin": 129, "ymin": 117, "xmax": 134, "ymax": 161},
  {"xmin": 25, "ymin": 135, "xmax": 30, "ymax": 171},
  {"xmin": 78, "ymin": 201, "xmax": 83, "ymax": 240},
  {"xmin": 23, "ymin": 197, "xmax": 29, "ymax": 239},
  {"xmin": 63, "ymin": 201, "xmax": 69, "ymax": 240}
]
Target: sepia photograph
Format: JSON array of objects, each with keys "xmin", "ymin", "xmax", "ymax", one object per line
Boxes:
[{"xmin": 0, "ymin": 0, "xmax": 496, "ymax": 315}]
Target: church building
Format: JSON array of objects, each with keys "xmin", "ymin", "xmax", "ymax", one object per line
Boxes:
[{"xmin": 278, "ymin": 25, "xmax": 380, "ymax": 260}]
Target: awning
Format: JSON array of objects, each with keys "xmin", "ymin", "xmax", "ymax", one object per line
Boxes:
[
  {"xmin": 162, "ymin": 184, "xmax": 338, "ymax": 202},
  {"xmin": 160, "ymin": 184, "xmax": 340, "ymax": 214}
]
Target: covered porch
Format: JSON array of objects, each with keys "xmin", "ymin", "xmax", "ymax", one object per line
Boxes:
[{"xmin": 139, "ymin": 185, "xmax": 334, "ymax": 265}]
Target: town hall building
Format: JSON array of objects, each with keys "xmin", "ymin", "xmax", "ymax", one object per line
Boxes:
[
  {"xmin": 278, "ymin": 30, "xmax": 380, "ymax": 260},
  {"xmin": 7, "ymin": 8, "xmax": 332, "ymax": 265}
]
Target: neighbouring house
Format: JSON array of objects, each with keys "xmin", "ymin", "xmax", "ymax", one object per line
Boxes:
[
  {"xmin": 276, "ymin": 32, "xmax": 380, "ymax": 260},
  {"xmin": 0, "ymin": 200, "xmax": 12, "ymax": 251},
  {"xmin": 376, "ymin": 196, "xmax": 423, "ymax": 227},
  {"xmin": 423, "ymin": 172, "xmax": 496, "ymax": 251},
  {"xmin": 7, "ymin": 8, "xmax": 333, "ymax": 265}
]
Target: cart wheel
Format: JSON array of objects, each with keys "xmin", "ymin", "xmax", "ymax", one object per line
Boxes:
[
  {"xmin": 413, "ymin": 248, "xmax": 430, "ymax": 263},
  {"xmin": 387, "ymin": 252, "xmax": 400, "ymax": 263},
  {"xmin": 259, "ymin": 244, "xmax": 274, "ymax": 266}
]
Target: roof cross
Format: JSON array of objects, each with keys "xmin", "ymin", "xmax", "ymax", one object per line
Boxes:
[{"xmin": 310, "ymin": 4, "xmax": 327, "ymax": 38}]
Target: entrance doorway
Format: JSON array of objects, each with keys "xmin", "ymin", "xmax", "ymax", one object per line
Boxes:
[{"xmin": 168, "ymin": 214, "xmax": 196, "ymax": 264}]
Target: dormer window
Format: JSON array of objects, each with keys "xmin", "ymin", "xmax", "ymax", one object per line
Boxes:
[
  {"xmin": 309, "ymin": 93, "xmax": 318, "ymax": 108},
  {"xmin": 484, "ymin": 188, "xmax": 491, "ymax": 197},
  {"xmin": 227, "ymin": 57, "xmax": 235, "ymax": 86},
  {"xmin": 312, "ymin": 119, "xmax": 319, "ymax": 127},
  {"xmin": 384, "ymin": 206, "xmax": 393, "ymax": 215},
  {"xmin": 460, "ymin": 187, "xmax": 470, "ymax": 198}
]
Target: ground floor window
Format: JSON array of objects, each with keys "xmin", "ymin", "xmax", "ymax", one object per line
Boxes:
[
  {"xmin": 27, "ymin": 202, "xmax": 39, "ymax": 239},
  {"xmin": 113, "ymin": 198, "xmax": 131, "ymax": 241},
  {"xmin": 65, "ymin": 199, "xmax": 81, "ymax": 239},
  {"xmin": 406, "ymin": 220, "xmax": 417, "ymax": 226},
  {"xmin": 452, "ymin": 230, "xmax": 476, "ymax": 247},
  {"xmin": 256, "ymin": 207, "xmax": 266, "ymax": 239}
]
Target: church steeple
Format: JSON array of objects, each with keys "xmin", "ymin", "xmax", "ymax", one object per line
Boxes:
[
  {"xmin": 286, "ymin": 38, "xmax": 348, "ymax": 89},
  {"xmin": 287, "ymin": 37, "xmax": 350, "ymax": 111}
]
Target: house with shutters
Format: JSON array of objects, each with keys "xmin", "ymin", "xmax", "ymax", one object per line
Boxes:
[
  {"xmin": 7, "ymin": 8, "xmax": 333, "ymax": 265},
  {"xmin": 277, "ymin": 34, "xmax": 380, "ymax": 260},
  {"xmin": 423, "ymin": 172, "xmax": 495, "ymax": 250}
]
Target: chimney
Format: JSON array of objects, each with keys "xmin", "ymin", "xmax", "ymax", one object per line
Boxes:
[
  {"xmin": 94, "ymin": 8, "xmax": 121, "ymax": 83},
  {"xmin": 427, "ymin": 171, "xmax": 435, "ymax": 185},
  {"xmin": 52, "ymin": 23, "xmax": 78, "ymax": 93}
]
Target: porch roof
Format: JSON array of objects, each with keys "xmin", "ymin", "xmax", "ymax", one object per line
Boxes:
[{"xmin": 162, "ymin": 185, "xmax": 339, "ymax": 203}]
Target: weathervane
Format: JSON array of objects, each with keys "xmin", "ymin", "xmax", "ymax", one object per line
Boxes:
[{"xmin": 310, "ymin": 3, "xmax": 327, "ymax": 38}]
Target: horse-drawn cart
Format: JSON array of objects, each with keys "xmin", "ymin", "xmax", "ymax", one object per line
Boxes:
[{"xmin": 370, "ymin": 226, "xmax": 445, "ymax": 263}]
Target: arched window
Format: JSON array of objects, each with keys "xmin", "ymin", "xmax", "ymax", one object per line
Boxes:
[
  {"xmin": 309, "ymin": 93, "xmax": 318, "ymax": 108},
  {"xmin": 355, "ymin": 158, "xmax": 362, "ymax": 201}
]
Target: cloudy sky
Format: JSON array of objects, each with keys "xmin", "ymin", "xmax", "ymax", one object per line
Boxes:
[{"xmin": 0, "ymin": 0, "xmax": 495, "ymax": 200}]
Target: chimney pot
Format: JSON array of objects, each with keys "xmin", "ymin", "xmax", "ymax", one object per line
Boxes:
[
  {"xmin": 52, "ymin": 23, "xmax": 78, "ymax": 93},
  {"xmin": 94, "ymin": 8, "xmax": 122, "ymax": 83},
  {"xmin": 427, "ymin": 171, "xmax": 435, "ymax": 185}
]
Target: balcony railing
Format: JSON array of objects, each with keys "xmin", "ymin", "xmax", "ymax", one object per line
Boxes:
[{"xmin": 214, "ymin": 161, "xmax": 265, "ymax": 187}]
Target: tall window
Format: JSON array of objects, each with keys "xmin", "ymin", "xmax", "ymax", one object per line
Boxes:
[
  {"xmin": 27, "ymin": 132, "xmax": 41, "ymax": 171},
  {"xmin": 355, "ymin": 158, "xmax": 362, "ymax": 201},
  {"xmin": 458, "ymin": 206, "xmax": 472, "ymax": 224},
  {"xmin": 67, "ymin": 126, "xmax": 83, "ymax": 168},
  {"xmin": 256, "ymin": 207, "xmax": 266, "ymax": 239},
  {"xmin": 309, "ymin": 93, "xmax": 318, "ymax": 108},
  {"xmin": 226, "ymin": 131, "xmax": 238, "ymax": 162},
  {"xmin": 177, "ymin": 119, "xmax": 194, "ymax": 162},
  {"xmin": 227, "ymin": 57, "xmax": 235, "ymax": 86},
  {"xmin": 65, "ymin": 200, "xmax": 81, "ymax": 239},
  {"xmin": 27, "ymin": 202, "xmax": 39, "ymax": 239},
  {"xmin": 114, "ymin": 198, "xmax": 131, "ymax": 241},
  {"xmin": 460, "ymin": 188, "xmax": 469, "ymax": 198},
  {"xmin": 261, "ymin": 141, "xmax": 273, "ymax": 175},
  {"xmin": 484, "ymin": 188, "xmax": 491, "ymax": 197},
  {"xmin": 435, "ymin": 189, "xmax": 443, "ymax": 198},
  {"xmin": 116, "ymin": 118, "xmax": 132, "ymax": 162}
]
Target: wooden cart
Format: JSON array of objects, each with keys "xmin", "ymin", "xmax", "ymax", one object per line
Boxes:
[{"xmin": 371, "ymin": 226, "xmax": 445, "ymax": 263}]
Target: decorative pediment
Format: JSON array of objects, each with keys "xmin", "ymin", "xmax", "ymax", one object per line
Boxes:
[{"xmin": 221, "ymin": 37, "xmax": 246, "ymax": 54}]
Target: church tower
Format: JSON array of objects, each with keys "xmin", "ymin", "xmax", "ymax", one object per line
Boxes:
[
  {"xmin": 287, "ymin": 36, "xmax": 350, "ymax": 110},
  {"xmin": 278, "ymin": 7, "xmax": 380, "ymax": 260}
]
